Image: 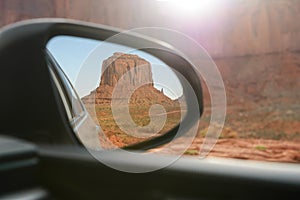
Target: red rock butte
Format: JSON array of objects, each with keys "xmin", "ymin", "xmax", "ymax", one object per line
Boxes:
[
  {"xmin": 100, "ymin": 52, "xmax": 153, "ymax": 87},
  {"xmin": 82, "ymin": 52, "xmax": 177, "ymax": 105}
]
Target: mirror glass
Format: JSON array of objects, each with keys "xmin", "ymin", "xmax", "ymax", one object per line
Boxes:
[{"xmin": 47, "ymin": 36, "xmax": 187, "ymax": 148}]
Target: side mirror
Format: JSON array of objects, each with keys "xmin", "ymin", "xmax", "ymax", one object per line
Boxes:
[{"xmin": 0, "ymin": 19, "xmax": 203, "ymax": 151}]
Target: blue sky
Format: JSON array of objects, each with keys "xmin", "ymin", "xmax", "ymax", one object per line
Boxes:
[{"xmin": 47, "ymin": 36, "xmax": 183, "ymax": 99}]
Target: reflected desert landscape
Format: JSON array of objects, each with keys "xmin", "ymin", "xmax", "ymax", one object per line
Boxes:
[{"xmin": 82, "ymin": 52, "xmax": 185, "ymax": 148}]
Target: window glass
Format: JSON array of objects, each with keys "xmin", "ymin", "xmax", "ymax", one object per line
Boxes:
[{"xmin": 2, "ymin": 0, "xmax": 300, "ymax": 163}]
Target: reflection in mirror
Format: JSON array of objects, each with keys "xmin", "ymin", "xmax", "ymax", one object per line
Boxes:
[{"xmin": 47, "ymin": 36, "xmax": 187, "ymax": 149}]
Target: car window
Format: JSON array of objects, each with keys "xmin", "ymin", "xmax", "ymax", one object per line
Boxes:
[{"xmin": 2, "ymin": 0, "xmax": 300, "ymax": 164}]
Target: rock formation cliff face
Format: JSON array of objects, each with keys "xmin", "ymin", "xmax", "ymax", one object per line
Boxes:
[
  {"xmin": 100, "ymin": 52, "xmax": 153, "ymax": 87},
  {"xmin": 82, "ymin": 52, "xmax": 176, "ymax": 105},
  {"xmin": 2, "ymin": 0, "xmax": 300, "ymax": 57}
]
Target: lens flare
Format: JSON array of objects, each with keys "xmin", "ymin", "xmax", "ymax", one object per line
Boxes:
[{"xmin": 157, "ymin": 0, "xmax": 218, "ymax": 17}]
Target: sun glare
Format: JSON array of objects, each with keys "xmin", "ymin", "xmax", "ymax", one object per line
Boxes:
[{"xmin": 157, "ymin": 0, "xmax": 218, "ymax": 17}]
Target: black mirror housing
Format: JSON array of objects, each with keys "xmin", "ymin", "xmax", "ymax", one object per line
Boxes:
[{"xmin": 0, "ymin": 19, "xmax": 203, "ymax": 150}]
